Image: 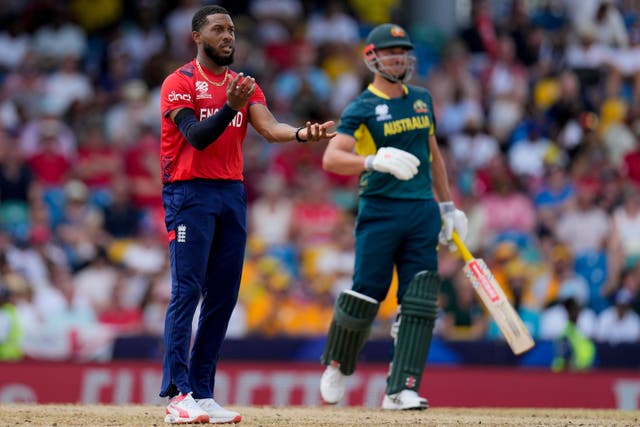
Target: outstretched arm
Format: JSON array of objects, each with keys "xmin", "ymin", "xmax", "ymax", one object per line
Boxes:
[{"xmin": 248, "ymin": 103, "xmax": 335, "ymax": 143}]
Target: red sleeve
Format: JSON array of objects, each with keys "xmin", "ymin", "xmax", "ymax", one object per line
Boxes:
[
  {"xmin": 160, "ymin": 71, "xmax": 195, "ymax": 118},
  {"xmin": 248, "ymin": 82, "xmax": 267, "ymax": 108}
]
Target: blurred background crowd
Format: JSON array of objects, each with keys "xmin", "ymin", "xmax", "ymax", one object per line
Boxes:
[{"xmin": 0, "ymin": 0, "xmax": 639, "ymax": 363}]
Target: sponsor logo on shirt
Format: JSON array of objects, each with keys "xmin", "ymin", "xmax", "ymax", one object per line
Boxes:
[{"xmin": 167, "ymin": 91, "xmax": 192, "ymax": 102}]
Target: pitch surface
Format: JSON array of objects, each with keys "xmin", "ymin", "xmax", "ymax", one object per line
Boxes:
[{"xmin": 1, "ymin": 405, "xmax": 639, "ymax": 426}]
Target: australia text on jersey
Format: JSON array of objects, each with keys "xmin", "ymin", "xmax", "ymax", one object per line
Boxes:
[{"xmin": 383, "ymin": 115, "xmax": 431, "ymax": 136}]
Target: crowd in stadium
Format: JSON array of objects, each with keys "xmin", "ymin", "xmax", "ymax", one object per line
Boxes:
[{"xmin": 0, "ymin": 0, "xmax": 639, "ymax": 362}]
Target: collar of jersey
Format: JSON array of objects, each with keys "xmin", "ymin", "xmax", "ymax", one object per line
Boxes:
[{"xmin": 367, "ymin": 83, "xmax": 408, "ymax": 99}]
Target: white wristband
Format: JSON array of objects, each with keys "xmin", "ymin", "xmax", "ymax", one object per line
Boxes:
[
  {"xmin": 439, "ymin": 201, "xmax": 455, "ymax": 214},
  {"xmin": 364, "ymin": 155, "xmax": 375, "ymax": 171}
]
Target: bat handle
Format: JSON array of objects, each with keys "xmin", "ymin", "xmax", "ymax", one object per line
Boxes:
[{"xmin": 451, "ymin": 231, "xmax": 474, "ymax": 262}]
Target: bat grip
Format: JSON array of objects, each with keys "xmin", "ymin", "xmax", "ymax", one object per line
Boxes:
[{"xmin": 451, "ymin": 231, "xmax": 474, "ymax": 262}]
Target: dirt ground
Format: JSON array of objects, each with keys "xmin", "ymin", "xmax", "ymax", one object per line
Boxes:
[{"xmin": 1, "ymin": 405, "xmax": 639, "ymax": 427}]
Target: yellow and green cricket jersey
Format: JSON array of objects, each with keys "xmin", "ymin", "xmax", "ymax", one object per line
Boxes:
[{"xmin": 336, "ymin": 83, "xmax": 436, "ymax": 199}]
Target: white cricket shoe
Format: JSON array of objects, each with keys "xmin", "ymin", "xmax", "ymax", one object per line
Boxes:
[
  {"xmin": 165, "ymin": 392, "xmax": 210, "ymax": 424},
  {"xmin": 382, "ymin": 389, "xmax": 428, "ymax": 410},
  {"xmin": 320, "ymin": 363, "xmax": 346, "ymax": 404},
  {"xmin": 196, "ymin": 398, "xmax": 242, "ymax": 424}
]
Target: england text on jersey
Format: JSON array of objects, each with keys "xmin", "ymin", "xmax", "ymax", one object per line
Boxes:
[{"xmin": 199, "ymin": 107, "xmax": 244, "ymax": 127}]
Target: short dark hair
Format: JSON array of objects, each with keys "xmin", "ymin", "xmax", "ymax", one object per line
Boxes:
[{"xmin": 192, "ymin": 5, "xmax": 229, "ymax": 32}]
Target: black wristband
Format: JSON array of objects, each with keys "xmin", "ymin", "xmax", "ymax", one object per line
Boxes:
[{"xmin": 295, "ymin": 127, "xmax": 307, "ymax": 143}]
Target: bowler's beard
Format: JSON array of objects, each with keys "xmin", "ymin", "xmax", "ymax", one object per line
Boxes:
[{"xmin": 204, "ymin": 42, "xmax": 234, "ymax": 66}]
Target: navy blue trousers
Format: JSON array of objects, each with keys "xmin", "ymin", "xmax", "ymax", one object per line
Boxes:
[{"xmin": 160, "ymin": 179, "xmax": 247, "ymax": 399}]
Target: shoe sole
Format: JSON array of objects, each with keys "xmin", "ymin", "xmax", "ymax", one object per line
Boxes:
[
  {"xmin": 382, "ymin": 403, "xmax": 429, "ymax": 410},
  {"xmin": 165, "ymin": 414, "xmax": 210, "ymax": 424},
  {"xmin": 209, "ymin": 414, "xmax": 242, "ymax": 424},
  {"xmin": 381, "ymin": 399, "xmax": 429, "ymax": 410},
  {"xmin": 382, "ymin": 405, "xmax": 428, "ymax": 410},
  {"xmin": 320, "ymin": 389, "xmax": 342, "ymax": 405}
]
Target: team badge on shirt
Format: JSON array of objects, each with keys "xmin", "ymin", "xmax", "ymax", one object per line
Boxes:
[
  {"xmin": 413, "ymin": 99, "xmax": 429, "ymax": 114},
  {"xmin": 196, "ymin": 81, "xmax": 212, "ymax": 99},
  {"xmin": 375, "ymin": 104, "xmax": 391, "ymax": 121}
]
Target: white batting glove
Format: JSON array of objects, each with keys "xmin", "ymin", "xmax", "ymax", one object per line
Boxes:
[
  {"xmin": 438, "ymin": 202, "xmax": 468, "ymax": 251},
  {"xmin": 365, "ymin": 147, "xmax": 420, "ymax": 181}
]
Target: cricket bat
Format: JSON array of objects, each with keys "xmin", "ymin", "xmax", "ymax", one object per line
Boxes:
[{"xmin": 451, "ymin": 231, "xmax": 535, "ymax": 355}]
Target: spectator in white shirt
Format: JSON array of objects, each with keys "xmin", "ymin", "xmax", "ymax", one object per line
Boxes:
[
  {"xmin": 439, "ymin": 86, "xmax": 485, "ymax": 138},
  {"xmin": 44, "ymin": 54, "xmax": 94, "ymax": 116},
  {"xmin": 305, "ymin": 1, "xmax": 360, "ymax": 47},
  {"xmin": 594, "ymin": 289, "xmax": 640, "ymax": 343},
  {"xmin": 508, "ymin": 122, "xmax": 552, "ymax": 182},
  {"xmin": 609, "ymin": 184, "xmax": 640, "ymax": 267},
  {"xmin": 565, "ymin": 24, "xmax": 612, "ymax": 75},
  {"xmin": 592, "ymin": 0, "xmax": 628, "ymax": 48},
  {"xmin": 32, "ymin": 7, "xmax": 86, "ymax": 68},
  {"xmin": 250, "ymin": 173, "xmax": 293, "ymax": 247},
  {"xmin": 539, "ymin": 292, "xmax": 597, "ymax": 341},
  {"xmin": 0, "ymin": 20, "xmax": 31, "ymax": 71},
  {"xmin": 448, "ymin": 120, "xmax": 499, "ymax": 172},
  {"xmin": 555, "ymin": 178, "xmax": 610, "ymax": 257}
]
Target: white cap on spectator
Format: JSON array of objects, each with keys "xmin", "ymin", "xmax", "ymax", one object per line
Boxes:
[
  {"xmin": 122, "ymin": 79, "xmax": 148, "ymax": 102},
  {"xmin": 65, "ymin": 179, "xmax": 89, "ymax": 202}
]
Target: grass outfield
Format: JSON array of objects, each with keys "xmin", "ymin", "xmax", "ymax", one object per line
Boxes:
[{"xmin": 1, "ymin": 405, "xmax": 639, "ymax": 426}]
